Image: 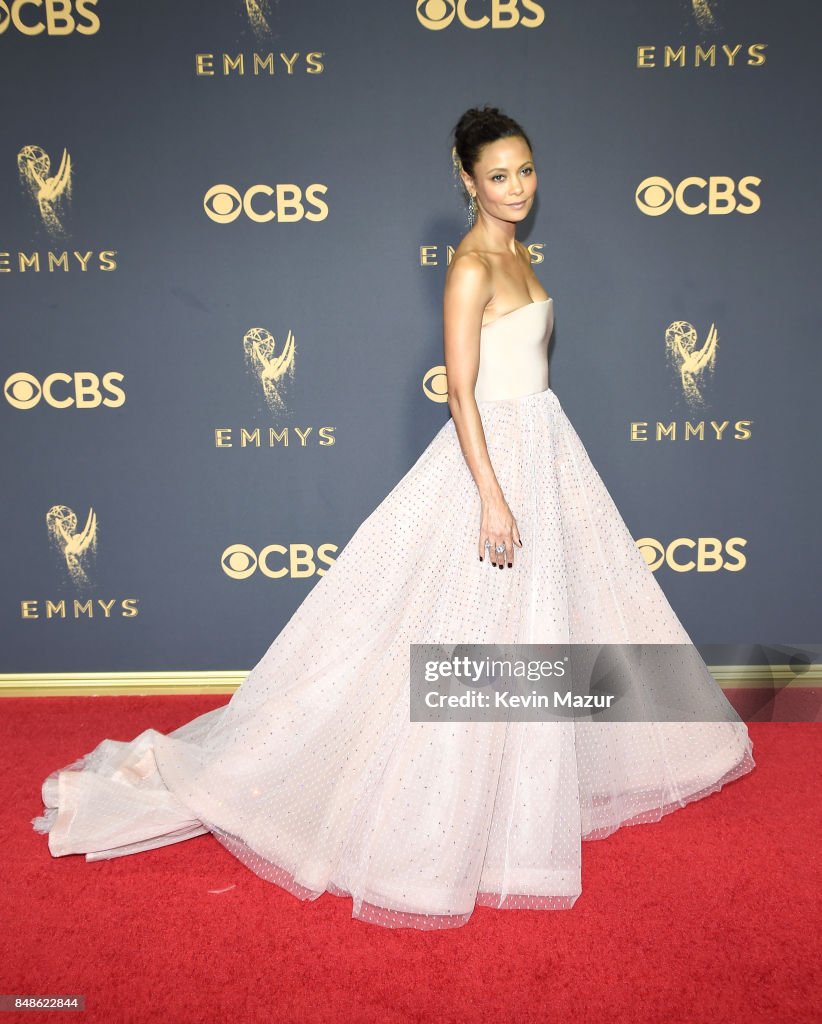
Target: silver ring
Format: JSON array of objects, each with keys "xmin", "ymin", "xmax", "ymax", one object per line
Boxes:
[{"xmin": 495, "ymin": 544, "xmax": 506, "ymax": 554}]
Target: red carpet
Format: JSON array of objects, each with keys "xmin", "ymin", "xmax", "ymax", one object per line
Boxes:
[{"xmin": 2, "ymin": 696, "xmax": 819, "ymax": 1024}]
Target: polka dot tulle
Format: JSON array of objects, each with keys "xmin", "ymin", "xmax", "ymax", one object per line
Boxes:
[{"xmin": 32, "ymin": 303, "xmax": 755, "ymax": 930}]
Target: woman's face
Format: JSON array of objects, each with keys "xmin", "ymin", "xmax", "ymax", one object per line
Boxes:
[{"xmin": 463, "ymin": 135, "xmax": 536, "ymax": 224}]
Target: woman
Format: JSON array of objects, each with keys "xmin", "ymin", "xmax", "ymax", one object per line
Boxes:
[
  {"xmin": 445, "ymin": 108, "xmax": 545, "ymax": 569},
  {"xmin": 32, "ymin": 106, "xmax": 755, "ymax": 930}
]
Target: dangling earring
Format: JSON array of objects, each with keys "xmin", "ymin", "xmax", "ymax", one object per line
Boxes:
[{"xmin": 451, "ymin": 149, "xmax": 478, "ymax": 229}]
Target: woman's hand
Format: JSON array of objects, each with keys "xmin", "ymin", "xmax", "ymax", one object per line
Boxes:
[{"xmin": 479, "ymin": 494, "xmax": 523, "ymax": 568}]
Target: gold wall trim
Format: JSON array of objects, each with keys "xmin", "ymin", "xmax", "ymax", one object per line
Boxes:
[
  {"xmin": 0, "ymin": 665, "xmax": 819, "ymax": 697},
  {"xmin": 0, "ymin": 671, "xmax": 250, "ymax": 696}
]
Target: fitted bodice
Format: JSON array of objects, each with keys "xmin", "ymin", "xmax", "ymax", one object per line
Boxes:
[{"xmin": 473, "ymin": 297, "xmax": 554, "ymax": 403}]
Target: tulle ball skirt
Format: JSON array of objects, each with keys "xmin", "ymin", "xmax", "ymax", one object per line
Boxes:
[{"xmin": 32, "ymin": 386, "xmax": 755, "ymax": 929}]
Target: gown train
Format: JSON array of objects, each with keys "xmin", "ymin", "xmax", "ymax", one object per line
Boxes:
[{"xmin": 31, "ymin": 298, "xmax": 755, "ymax": 929}]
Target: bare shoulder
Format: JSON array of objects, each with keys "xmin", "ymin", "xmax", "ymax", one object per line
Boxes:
[{"xmin": 444, "ymin": 250, "xmax": 493, "ymax": 305}]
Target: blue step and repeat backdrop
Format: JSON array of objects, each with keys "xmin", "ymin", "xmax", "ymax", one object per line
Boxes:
[{"xmin": 1, "ymin": 0, "xmax": 819, "ymax": 682}]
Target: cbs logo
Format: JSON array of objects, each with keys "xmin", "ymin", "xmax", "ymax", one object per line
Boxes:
[
  {"xmin": 637, "ymin": 537, "xmax": 747, "ymax": 573},
  {"xmin": 636, "ymin": 176, "xmax": 761, "ymax": 216},
  {"xmin": 221, "ymin": 543, "xmax": 338, "ymax": 580},
  {"xmin": 423, "ymin": 366, "xmax": 448, "ymax": 403},
  {"xmin": 416, "ymin": 0, "xmax": 544, "ymax": 30},
  {"xmin": 0, "ymin": 0, "xmax": 99, "ymax": 35},
  {"xmin": 204, "ymin": 184, "xmax": 329, "ymax": 224},
  {"xmin": 4, "ymin": 371, "xmax": 125, "ymax": 409}
]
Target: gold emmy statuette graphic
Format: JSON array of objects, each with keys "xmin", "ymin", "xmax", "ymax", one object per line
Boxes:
[
  {"xmin": 46, "ymin": 504, "xmax": 97, "ymax": 587},
  {"xmin": 245, "ymin": 0, "xmax": 271, "ymax": 37},
  {"xmin": 665, "ymin": 319, "xmax": 718, "ymax": 408},
  {"xmin": 692, "ymin": 0, "xmax": 718, "ymax": 29},
  {"xmin": 243, "ymin": 327, "xmax": 296, "ymax": 413},
  {"xmin": 17, "ymin": 145, "xmax": 73, "ymax": 237}
]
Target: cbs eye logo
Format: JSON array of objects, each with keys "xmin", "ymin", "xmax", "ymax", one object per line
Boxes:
[
  {"xmin": 203, "ymin": 184, "xmax": 329, "ymax": 224},
  {"xmin": 637, "ymin": 537, "xmax": 747, "ymax": 573},
  {"xmin": 4, "ymin": 371, "xmax": 125, "ymax": 409},
  {"xmin": 416, "ymin": 0, "xmax": 545, "ymax": 30},
  {"xmin": 221, "ymin": 543, "xmax": 337, "ymax": 579},
  {"xmin": 635, "ymin": 176, "xmax": 761, "ymax": 216},
  {"xmin": 423, "ymin": 365, "xmax": 449, "ymax": 403},
  {"xmin": 0, "ymin": 0, "xmax": 100, "ymax": 35}
]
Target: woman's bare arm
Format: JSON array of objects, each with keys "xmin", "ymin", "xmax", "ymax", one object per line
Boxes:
[{"xmin": 443, "ymin": 254, "xmax": 523, "ymax": 566}]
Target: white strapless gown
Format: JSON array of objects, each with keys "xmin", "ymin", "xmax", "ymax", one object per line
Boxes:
[{"xmin": 32, "ymin": 297, "xmax": 755, "ymax": 929}]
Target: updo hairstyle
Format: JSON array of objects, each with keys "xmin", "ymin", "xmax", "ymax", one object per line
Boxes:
[{"xmin": 451, "ymin": 105, "xmax": 532, "ymax": 187}]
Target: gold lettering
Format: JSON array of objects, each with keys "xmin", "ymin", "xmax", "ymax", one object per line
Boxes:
[
  {"xmin": 304, "ymin": 183, "xmax": 329, "ymax": 221},
  {"xmin": 636, "ymin": 42, "xmax": 768, "ymax": 70},
  {"xmin": 20, "ymin": 597, "xmax": 139, "ymax": 619},
  {"xmin": 306, "ymin": 52, "xmax": 324, "ymax": 74},
  {"xmin": 102, "ymin": 372, "xmax": 126, "ymax": 408},
  {"xmin": 46, "ymin": 0, "xmax": 75, "ymax": 36},
  {"xmin": 460, "ymin": 0, "xmax": 488, "ymax": 30},
  {"xmin": 15, "ymin": 0, "xmax": 46, "ymax": 35},
  {"xmin": 253, "ymin": 52, "xmax": 275, "ymax": 75},
  {"xmin": 223, "ymin": 53, "xmax": 244, "ymax": 75},
  {"xmin": 315, "ymin": 543, "xmax": 337, "ymax": 574},
  {"xmin": 289, "ymin": 543, "xmax": 315, "ymax": 578},
  {"xmin": 75, "ymin": 0, "xmax": 101, "ymax": 35},
  {"xmin": 196, "ymin": 52, "xmax": 327, "ymax": 76},
  {"xmin": 214, "ymin": 427, "xmax": 337, "ymax": 448},
  {"xmin": 519, "ymin": 0, "xmax": 545, "ymax": 28},
  {"xmin": 748, "ymin": 43, "xmax": 767, "ymax": 66},
  {"xmin": 695, "ymin": 45, "xmax": 716, "ymax": 67},
  {"xmin": 636, "ymin": 45, "xmax": 655, "ymax": 68},
  {"xmin": 280, "ymin": 52, "xmax": 300, "ymax": 73},
  {"xmin": 195, "ymin": 53, "xmax": 215, "ymax": 75},
  {"xmin": 724, "ymin": 539, "xmax": 747, "ymax": 570},
  {"xmin": 48, "ymin": 252, "xmax": 70, "ymax": 272},
  {"xmin": 630, "ymin": 420, "xmax": 752, "ymax": 441}
]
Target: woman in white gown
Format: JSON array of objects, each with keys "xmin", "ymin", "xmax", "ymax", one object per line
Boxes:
[{"xmin": 32, "ymin": 106, "xmax": 755, "ymax": 930}]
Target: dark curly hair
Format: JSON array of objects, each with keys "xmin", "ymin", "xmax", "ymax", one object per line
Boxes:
[{"xmin": 452, "ymin": 105, "xmax": 532, "ymax": 178}]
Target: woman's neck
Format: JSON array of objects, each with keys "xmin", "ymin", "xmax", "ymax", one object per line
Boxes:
[{"xmin": 472, "ymin": 213, "xmax": 518, "ymax": 255}]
